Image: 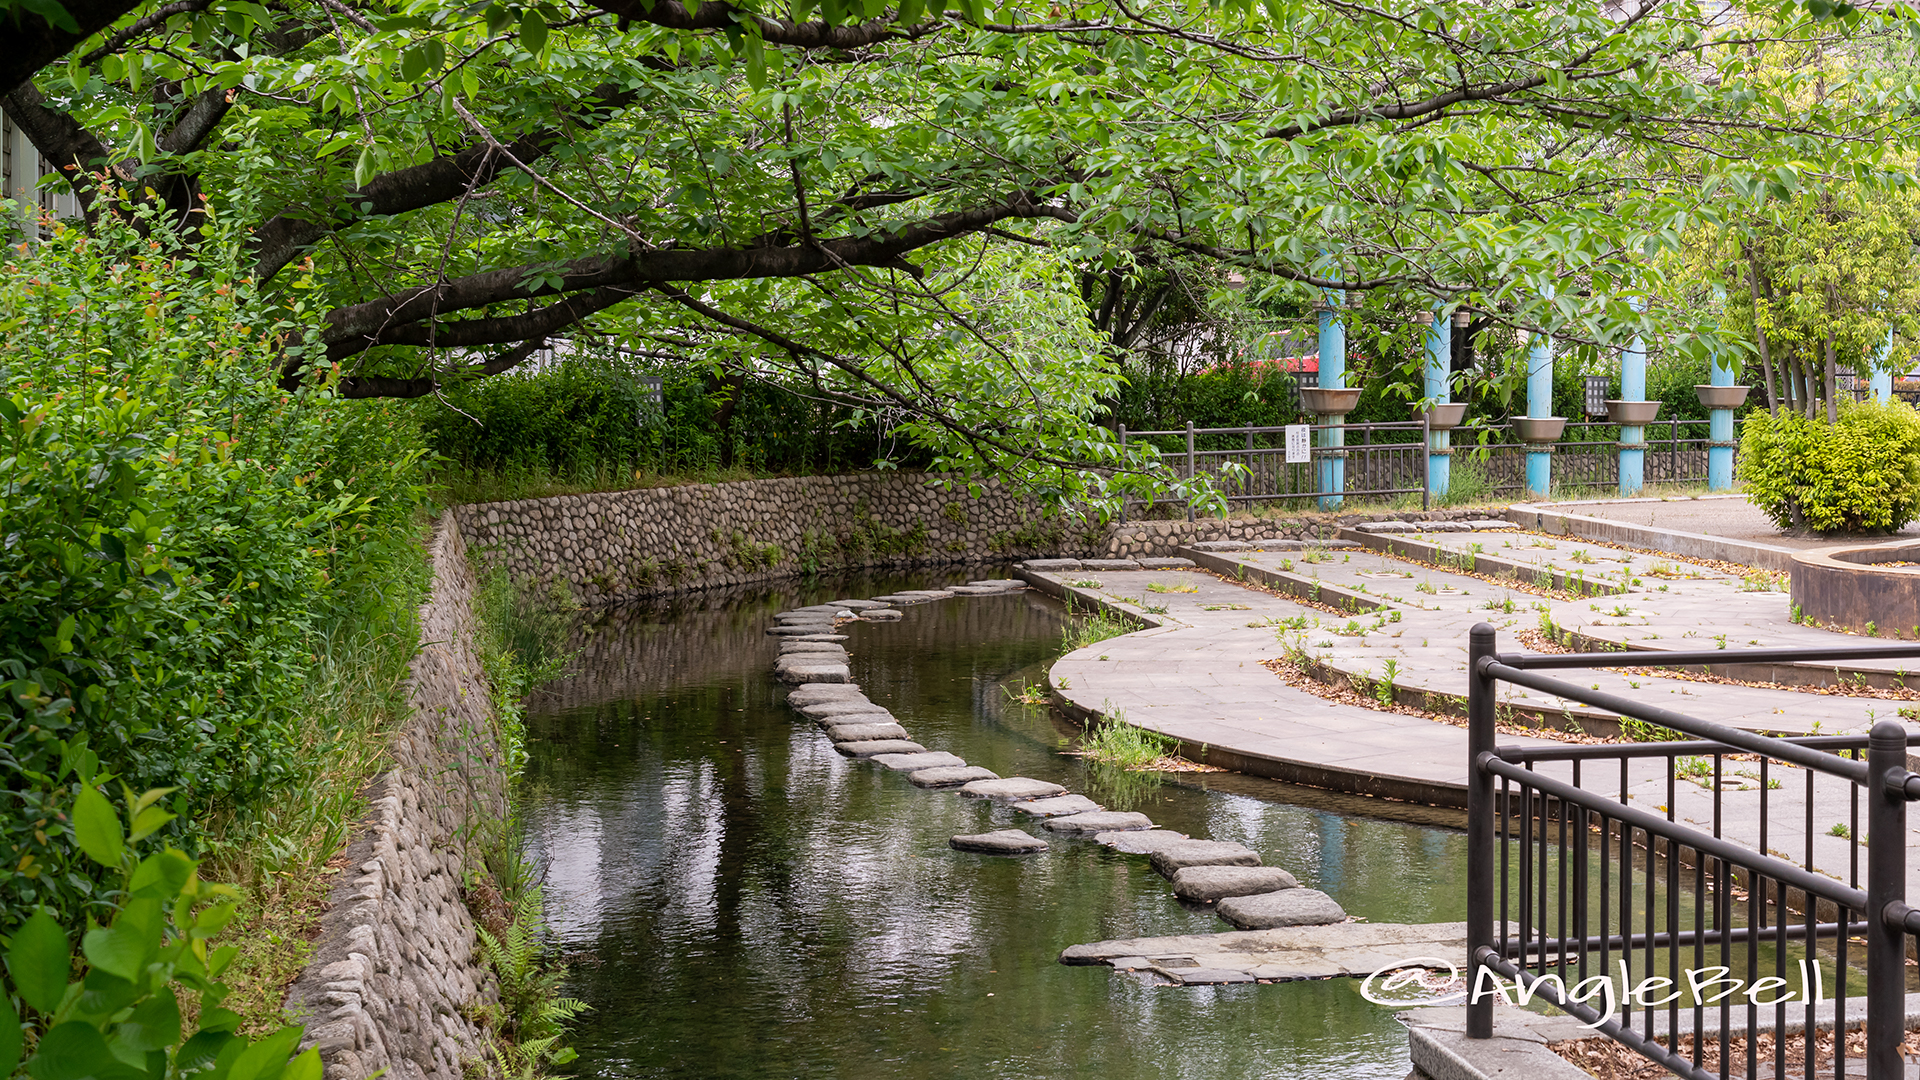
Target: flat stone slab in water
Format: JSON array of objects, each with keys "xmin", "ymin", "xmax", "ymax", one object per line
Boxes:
[
  {"xmin": 1042, "ymin": 811, "xmax": 1154, "ymax": 834},
  {"xmin": 1058, "ymin": 920, "xmax": 1472, "ymax": 981},
  {"xmin": 787, "ymin": 633, "xmax": 848, "ymax": 643},
  {"xmin": 1149, "ymin": 841, "xmax": 1262, "ymax": 877},
  {"xmin": 966, "ymin": 579, "xmax": 1024, "ymax": 589},
  {"xmin": 871, "ymin": 751, "xmax": 966, "ymax": 771},
  {"xmin": 860, "ymin": 609, "xmax": 903, "ymax": 621},
  {"xmin": 1095, "ymin": 829, "xmax": 1190, "ymax": 854},
  {"xmin": 827, "ymin": 722, "xmax": 911, "ymax": 743},
  {"xmin": 1080, "ymin": 559, "xmax": 1141, "ymax": 571},
  {"xmin": 1011, "ymin": 794, "xmax": 1103, "ymax": 818},
  {"xmin": 1020, "ymin": 559, "xmax": 1083, "ymax": 572},
  {"xmin": 909, "ymin": 765, "xmax": 999, "ymax": 788},
  {"xmin": 796, "ymin": 699, "xmax": 887, "ymax": 718},
  {"xmin": 778, "ymin": 639, "xmax": 846, "ymax": 653},
  {"xmin": 818, "ymin": 714, "xmax": 899, "ymax": 735},
  {"xmin": 776, "ymin": 662, "xmax": 849, "ymax": 684},
  {"xmin": 829, "ymin": 599, "xmax": 886, "ymax": 610},
  {"xmin": 950, "ymin": 830, "xmax": 1047, "ymax": 855},
  {"xmin": 1216, "ymin": 889, "xmax": 1346, "ymax": 930},
  {"xmin": 768, "ymin": 623, "xmax": 837, "ymax": 636},
  {"xmin": 1172, "ymin": 865, "xmax": 1300, "ymax": 903},
  {"xmin": 946, "ymin": 585, "xmax": 1009, "ymax": 595},
  {"xmin": 958, "ymin": 777, "xmax": 1066, "ymax": 802},
  {"xmin": 787, "ymin": 684, "xmax": 864, "ymax": 707},
  {"xmin": 1136, "ymin": 558, "xmax": 1197, "ymax": 570},
  {"xmin": 836, "ymin": 739, "xmax": 926, "ymax": 757},
  {"xmin": 1173, "ymin": 968, "xmax": 1256, "ymax": 985}
]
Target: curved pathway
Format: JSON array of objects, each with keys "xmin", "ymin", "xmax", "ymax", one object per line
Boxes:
[{"xmin": 1020, "ymin": 526, "xmax": 1920, "ymax": 897}]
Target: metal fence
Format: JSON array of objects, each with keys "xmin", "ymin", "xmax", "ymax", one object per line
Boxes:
[
  {"xmin": 1465, "ymin": 625, "xmax": 1920, "ymax": 1079},
  {"xmin": 1118, "ymin": 418, "xmax": 1737, "ymax": 518}
]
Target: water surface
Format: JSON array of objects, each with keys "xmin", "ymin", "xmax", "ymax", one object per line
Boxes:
[{"xmin": 520, "ymin": 572, "xmax": 1473, "ymax": 1079}]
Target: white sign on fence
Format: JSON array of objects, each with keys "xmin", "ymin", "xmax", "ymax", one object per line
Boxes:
[{"xmin": 1284, "ymin": 424, "xmax": 1311, "ymax": 464}]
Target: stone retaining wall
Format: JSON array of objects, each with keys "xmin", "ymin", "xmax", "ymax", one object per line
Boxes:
[
  {"xmin": 284, "ymin": 518, "xmax": 507, "ymax": 1080},
  {"xmin": 451, "ymin": 472, "xmax": 1502, "ymax": 602}
]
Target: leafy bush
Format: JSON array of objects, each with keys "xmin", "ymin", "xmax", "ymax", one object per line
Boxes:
[
  {"xmin": 0, "ymin": 210, "xmax": 425, "ymax": 927},
  {"xmin": 2, "ymin": 782, "xmax": 319, "ymax": 1080},
  {"xmin": 1740, "ymin": 400, "xmax": 1920, "ymax": 533}
]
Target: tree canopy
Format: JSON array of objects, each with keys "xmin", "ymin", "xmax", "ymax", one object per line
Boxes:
[{"xmin": 4, "ymin": 0, "xmax": 1917, "ymax": 499}]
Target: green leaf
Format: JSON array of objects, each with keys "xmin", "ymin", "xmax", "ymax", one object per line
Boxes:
[
  {"xmin": 13, "ymin": 0, "xmax": 79, "ymax": 33},
  {"xmin": 279, "ymin": 1048, "xmax": 322, "ymax": 1080},
  {"xmin": 72, "ymin": 786, "xmax": 124, "ymax": 869},
  {"xmin": 352, "ymin": 145, "xmax": 376, "ymax": 190},
  {"xmin": 225, "ymin": 1025, "xmax": 303, "ymax": 1080},
  {"xmin": 26, "ymin": 1022, "xmax": 115, "ymax": 1080},
  {"xmin": 8, "ymin": 912, "xmax": 71, "ymax": 1014},
  {"xmin": 520, "ymin": 9, "xmax": 548, "ymax": 56},
  {"xmin": 127, "ymin": 852, "xmax": 190, "ymax": 901},
  {"xmin": 0, "ymin": 978, "xmax": 23, "ymax": 1078},
  {"xmin": 111, "ymin": 991, "xmax": 181, "ymax": 1053}
]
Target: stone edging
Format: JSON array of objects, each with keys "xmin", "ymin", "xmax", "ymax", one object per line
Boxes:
[
  {"xmin": 1505, "ymin": 499, "xmax": 1794, "ymax": 571},
  {"xmin": 284, "ymin": 516, "xmax": 507, "ymax": 1080}
]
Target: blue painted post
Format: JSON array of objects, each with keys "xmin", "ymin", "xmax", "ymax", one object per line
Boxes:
[
  {"xmin": 1318, "ymin": 295, "xmax": 1347, "ymax": 510},
  {"xmin": 1525, "ymin": 326, "xmax": 1554, "ymax": 499},
  {"xmin": 1707, "ymin": 351, "xmax": 1737, "ymax": 492},
  {"xmin": 1424, "ymin": 307, "xmax": 1452, "ymax": 500},
  {"xmin": 1872, "ymin": 325, "xmax": 1895, "ymax": 403},
  {"xmin": 1618, "ymin": 300, "xmax": 1647, "ymax": 497}
]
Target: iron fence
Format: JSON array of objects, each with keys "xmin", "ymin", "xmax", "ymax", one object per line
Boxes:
[
  {"xmin": 1118, "ymin": 418, "xmax": 1740, "ymax": 519},
  {"xmin": 1466, "ymin": 625, "xmax": 1920, "ymax": 1078}
]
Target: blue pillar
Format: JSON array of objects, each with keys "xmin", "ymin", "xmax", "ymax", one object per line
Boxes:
[
  {"xmin": 1707, "ymin": 351, "xmax": 1737, "ymax": 492},
  {"xmin": 1525, "ymin": 325, "xmax": 1554, "ymax": 499},
  {"xmin": 1872, "ymin": 325, "xmax": 1895, "ymax": 403},
  {"xmin": 1425, "ymin": 307, "xmax": 1451, "ymax": 500},
  {"xmin": 1618, "ymin": 300, "xmax": 1647, "ymax": 497},
  {"xmin": 1317, "ymin": 297, "xmax": 1346, "ymax": 510}
]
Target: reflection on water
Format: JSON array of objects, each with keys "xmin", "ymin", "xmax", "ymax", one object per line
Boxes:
[{"xmin": 520, "ymin": 572, "xmax": 1473, "ymax": 1079}]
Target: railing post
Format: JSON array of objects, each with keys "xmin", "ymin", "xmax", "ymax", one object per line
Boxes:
[
  {"xmin": 1866, "ymin": 719, "xmax": 1907, "ymax": 1078},
  {"xmin": 1422, "ymin": 413, "xmax": 1432, "ymax": 511},
  {"xmin": 1117, "ymin": 424, "xmax": 1128, "ymax": 523},
  {"xmin": 1186, "ymin": 421, "xmax": 1196, "ymax": 523},
  {"xmin": 1467, "ymin": 622, "xmax": 1497, "ymax": 1040}
]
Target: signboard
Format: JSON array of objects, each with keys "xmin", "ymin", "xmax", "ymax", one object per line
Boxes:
[{"xmin": 1284, "ymin": 424, "xmax": 1311, "ymax": 464}]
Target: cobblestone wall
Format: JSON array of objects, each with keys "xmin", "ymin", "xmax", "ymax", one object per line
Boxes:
[
  {"xmin": 285, "ymin": 518, "xmax": 507, "ymax": 1080},
  {"xmin": 451, "ymin": 472, "xmax": 1498, "ymax": 602}
]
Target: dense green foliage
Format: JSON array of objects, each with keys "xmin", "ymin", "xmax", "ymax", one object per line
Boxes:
[
  {"xmin": 422, "ymin": 360, "xmax": 923, "ymax": 480},
  {"xmin": 0, "ymin": 784, "xmax": 318, "ymax": 1080},
  {"xmin": 0, "ymin": 213, "xmax": 425, "ymax": 927},
  {"xmin": 1740, "ymin": 400, "xmax": 1920, "ymax": 533}
]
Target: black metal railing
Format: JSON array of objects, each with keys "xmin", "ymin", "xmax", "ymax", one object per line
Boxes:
[{"xmin": 1466, "ymin": 624, "xmax": 1920, "ymax": 1078}]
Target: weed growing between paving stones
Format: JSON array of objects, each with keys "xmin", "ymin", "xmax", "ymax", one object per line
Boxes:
[{"xmin": 1062, "ymin": 603, "xmax": 1132, "ymax": 650}]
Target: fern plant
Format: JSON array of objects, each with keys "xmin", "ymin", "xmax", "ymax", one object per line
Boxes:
[{"xmin": 475, "ymin": 887, "xmax": 588, "ymax": 1078}]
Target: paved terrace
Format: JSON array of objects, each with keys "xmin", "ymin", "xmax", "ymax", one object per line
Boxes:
[{"xmin": 1018, "ymin": 518, "xmax": 1920, "ymax": 897}]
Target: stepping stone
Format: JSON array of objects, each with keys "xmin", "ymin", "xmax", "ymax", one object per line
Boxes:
[
  {"xmin": 778, "ymin": 641, "xmax": 846, "ymax": 656},
  {"xmin": 836, "ymin": 739, "xmax": 926, "ymax": 757},
  {"xmin": 1104, "ymin": 957, "xmax": 1156, "ymax": 970},
  {"xmin": 796, "ymin": 700, "xmax": 887, "ymax": 718},
  {"xmin": 861, "ymin": 609, "xmax": 903, "ymax": 621},
  {"xmin": 788, "ymin": 633, "xmax": 848, "ymax": 643},
  {"xmin": 787, "ymin": 684, "xmax": 865, "ymax": 707},
  {"xmin": 1171, "ymin": 865, "xmax": 1300, "ymax": 903},
  {"xmin": 826, "ymin": 722, "xmax": 910, "ymax": 743},
  {"xmin": 1189, "ymin": 540, "xmax": 1249, "ymax": 551},
  {"xmin": 1020, "ymin": 559, "xmax": 1083, "ymax": 572},
  {"xmin": 769, "ymin": 624, "xmax": 836, "ymax": 636},
  {"xmin": 818, "ymin": 714, "xmax": 898, "ymax": 734},
  {"xmin": 910, "ymin": 765, "xmax": 999, "ymax": 788},
  {"xmin": 959, "ymin": 777, "xmax": 1066, "ymax": 801},
  {"xmin": 1172, "ymin": 968, "xmax": 1256, "ymax": 986},
  {"xmin": 1094, "ymin": 829, "xmax": 1190, "ymax": 854},
  {"xmin": 1136, "ymin": 558, "xmax": 1196, "ymax": 570},
  {"xmin": 1215, "ymin": 889, "xmax": 1346, "ymax": 930},
  {"xmin": 950, "ymin": 830, "xmax": 1047, "ymax": 855},
  {"xmin": 947, "ymin": 585, "xmax": 1008, "ymax": 595},
  {"xmin": 776, "ymin": 661, "xmax": 849, "ymax": 684},
  {"xmin": 872, "ymin": 751, "xmax": 966, "ymax": 771},
  {"xmin": 1149, "ymin": 841, "xmax": 1261, "ymax": 877},
  {"xmin": 1043, "ymin": 811, "xmax": 1154, "ymax": 834},
  {"xmin": 1011, "ymin": 794, "xmax": 1103, "ymax": 818},
  {"xmin": 775, "ymin": 610, "xmax": 840, "ymax": 622},
  {"xmin": 966, "ymin": 579, "xmax": 1023, "ymax": 589},
  {"xmin": 1081, "ymin": 559, "xmax": 1141, "ymax": 571},
  {"xmin": 829, "ymin": 599, "xmax": 886, "ymax": 610}
]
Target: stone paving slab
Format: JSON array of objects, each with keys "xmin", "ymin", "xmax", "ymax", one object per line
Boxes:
[
  {"xmin": 958, "ymin": 777, "xmax": 1066, "ymax": 801},
  {"xmin": 835, "ymin": 739, "xmax": 926, "ymax": 757},
  {"xmin": 871, "ymin": 751, "xmax": 966, "ymax": 771},
  {"xmin": 1011, "ymin": 793, "xmax": 1103, "ymax": 817},
  {"xmin": 1058, "ymin": 920, "xmax": 1472, "ymax": 982},
  {"xmin": 950, "ymin": 830, "xmax": 1048, "ymax": 855},
  {"xmin": 1215, "ymin": 888, "xmax": 1346, "ymax": 929},
  {"xmin": 909, "ymin": 765, "xmax": 999, "ymax": 788},
  {"xmin": 826, "ymin": 721, "xmax": 911, "ymax": 743},
  {"xmin": 1042, "ymin": 810, "xmax": 1153, "ymax": 833},
  {"xmin": 785, "ymin": 684, "xmax": 864, "ymax": 707}
]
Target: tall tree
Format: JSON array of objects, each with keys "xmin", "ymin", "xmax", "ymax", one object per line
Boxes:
[{"xmin": 3, "ymin": 0, "xmax": 1914, "ymax": 499}]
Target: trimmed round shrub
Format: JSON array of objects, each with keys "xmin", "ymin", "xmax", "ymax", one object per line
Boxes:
[{"xmin": 1739, "ymin": 400, "xmax": 1920, "ymax": 534}]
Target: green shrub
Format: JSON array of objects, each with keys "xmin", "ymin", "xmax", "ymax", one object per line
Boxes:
[
  {"xmin": 1740, "ymin": 400, "xmax": 1920, "ymax": 533},
  {"xmin": 0, "ymin": 210, "xmax": 424, "ymax": 927}
]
